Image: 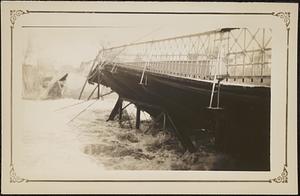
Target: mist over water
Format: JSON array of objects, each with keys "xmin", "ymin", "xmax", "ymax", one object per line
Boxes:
[{"xmin": 18, "ymin": 93, "xmax": 236, "ymax": 178}]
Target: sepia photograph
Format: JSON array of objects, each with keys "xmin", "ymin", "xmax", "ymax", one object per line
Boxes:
[
  {"xmin": 1, "ymin": 1, "xmax": 298, "ymax": 194},
  {"xmin": 21, "ymin": 26, "xmax": 272, "ymax": 172}
]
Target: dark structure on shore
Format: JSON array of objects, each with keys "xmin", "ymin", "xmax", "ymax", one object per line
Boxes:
[{"xmin": 84, "ymin": 28, "xmax": 271, "ymax": 171}]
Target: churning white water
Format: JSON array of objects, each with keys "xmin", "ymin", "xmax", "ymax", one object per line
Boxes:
[{"xmin": 17, "ymin": 93, "xmax": 236, "ymax": 179}]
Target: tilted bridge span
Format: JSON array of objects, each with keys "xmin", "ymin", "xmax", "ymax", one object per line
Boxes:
[{"xmin": 82, "ymin": 28, "xmax": 271, "ymax": 170}]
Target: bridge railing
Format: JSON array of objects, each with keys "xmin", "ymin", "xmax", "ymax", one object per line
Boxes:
[{"xmin": 98, "ymin": 28, "xmax": 271, "ymax": 86}]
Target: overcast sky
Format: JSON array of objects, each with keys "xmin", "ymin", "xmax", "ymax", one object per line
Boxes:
[{"xmin": 21, "ymin": 13, "xmax": 222, "ymax": 69}]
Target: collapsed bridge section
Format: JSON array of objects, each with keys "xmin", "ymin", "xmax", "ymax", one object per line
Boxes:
[{"xmin": 85, "ymin": 28, "xmax": 271, "ymax": 171}]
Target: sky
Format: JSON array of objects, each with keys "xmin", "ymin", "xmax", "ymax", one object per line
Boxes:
[
  {"xmin": 21, "ymin": 14, "xmax": 217, "ymax": 69},
  {"xmin": 21, "ymin": 13, "xmax": 270, "ymax": 70}
]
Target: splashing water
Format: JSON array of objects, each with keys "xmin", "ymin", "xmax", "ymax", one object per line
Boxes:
[{"xmin": 18, "ymin": 93, "xmax": 237, "ymax": 179}]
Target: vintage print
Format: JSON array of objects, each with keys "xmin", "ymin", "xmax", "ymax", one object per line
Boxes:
[{"xmin": 1, "ymin": 1, "xmax": 298, "ymax": 194}]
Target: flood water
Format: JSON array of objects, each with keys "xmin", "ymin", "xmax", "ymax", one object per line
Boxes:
[{"xmin": 17, "ymin": 93, "xmax": 237, "ymax": 178}]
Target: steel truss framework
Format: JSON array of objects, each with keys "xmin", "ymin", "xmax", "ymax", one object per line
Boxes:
[{"xmin": 97, "ymin": 28, "xmax": 271, "ymax": 86}]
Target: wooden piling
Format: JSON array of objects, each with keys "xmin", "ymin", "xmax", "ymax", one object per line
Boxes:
[
  {"xmin": 118, "ymin": 99, "xmax": 123, "ymax": 123},
  {"xmin": 162, "ymin": 112, "xmax": 166, "ymax": 130},
  {"xmin": 107, "ymin": 97, "xmax": 123, "ymax": 121},
  {"xmin": 87, "ymin": 85, "xmax": 98, "ymax": 100},
  {"xmin": 97, "ymin": 72, "xmax": 100, "ymax": 99},
  {"xmin": 135, "ymin": 105, "xmax": 141, "ymax": 129},
  {"xmin": 78, "ymin": 80, "xmax": 88, "ymax": 100}
]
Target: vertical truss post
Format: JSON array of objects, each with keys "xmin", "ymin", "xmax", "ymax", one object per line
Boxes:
[
  {"xmin": 261, "ymin": 29, "xmax": 265, "ymax": 82},
  {"xmin": 217, "ymin": 80, "xmax": 221, "ymax": 108},
  {"xmin": 243, "ymin": 28, "xmax": 246, "ymax": 81},
  {"xmin": 226, "ymin": 31, "xmax": 230, "ymax": 76},
  {"xmin": 209, "ymin": 32, "xmax": 223, "ymax": 108},
  {"xmin": 251, "ymin": 49, "xmax": 255, "ymax": 79},
  {"xmin": 139, "ymin": 43, "xmax": 153, "ymax": 85}
]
